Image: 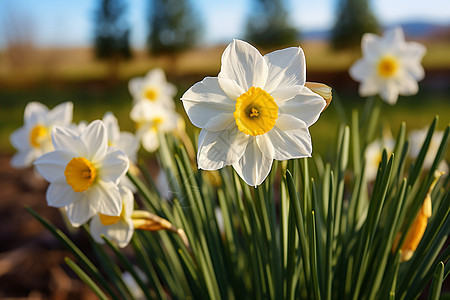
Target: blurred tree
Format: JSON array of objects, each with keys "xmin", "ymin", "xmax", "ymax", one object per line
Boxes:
[
  {"xmin": 331, "ymin": 0, "xmax": 379, "ymax": 49},
  {"xmin": 245, "ymin": 0, "xmax": 298, "ymax": 49},
  {"xmin": 94, "ymin": 0, "xmax": 131, "ymax": 80},
  {"xmin": 147, "ymin": 0, "xmax": 200, "ymax": 55}
]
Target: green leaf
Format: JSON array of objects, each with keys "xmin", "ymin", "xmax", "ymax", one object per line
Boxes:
[{"xmin": 65, "ymin": 257, "xmax": 109, "ymax": 300}]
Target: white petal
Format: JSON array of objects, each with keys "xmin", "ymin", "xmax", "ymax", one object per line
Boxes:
[
  {"xmin": 232, "ymin": 138, "xmax": 273, "ymax": 187},
  {"xmin": 197, "ymin": 128, "xmax": 248, "ymax": 170},
  {"xmin": 99, "ymin": 148, "xmax": 129, "ymax": 183},
  {"xmin": 218, "ymin": 77, "xmax": 245, "ymax": 100},
  {"xmin": 88, "ymin": 180, "xmax": 122, "ymax": 216},
  {"xmin": 140, "ymin": 127, "xmax": 159, "ymax": 152},
  {"xmin": 118, "ymin": 132, "xmax": 139, "ymax": 162},
  {"xmin": 51, "ymin": 126, "xmax": 86, "ymax": 154},
  {"xmin": 278, "ymin": 87, "xmax": 325, "ymax": 126},
  {"xmin": 275, "ymin": 114, "xmax": 308, "ymax": 131},
  {"xmin": 203, "ymin": 113, "xmax": 235, "ymax": 132},
  {"xmin": 256, "ymin": 134, "xmax": 274, "ymax": 160},
  {"xmin": 81, "ymin": 120, "xmax": 108, "ymax": 163},
  {"xmin": 349, "ymin": 59, "xmax": 374, "ymax": 82},
  {"xmin": 24, "ymin": 102, "xmax": 48, "ymax": 125},
  {"xmin": 11, "ymin": 150, "xmax": 35, "ymax": 168},
  {"xmin": 218, "ymin": 39, "xmax": 265, "ymax": 91},
  {"xmin": 359, "ymin": 76, "xmax": 381, "ymax": 96},
  {"xmin": 361, "ymin": 33, "xmax": 383, "ymax": 62},
  {"xmin": 396, "ymin": 71, "xmax": 419, "ymax": 96},
  {"xmin": 47, "ymin": 102, "xmax": 73, "ymax": 126},
  {"xmin": 267, "ymin": 126, "xmax": 312, "ymax": 160},
  {"xmin": 270, "ymin": 85, "xmax": 304, "ymax": 103},
  {"xmin": 66, "ymin": 194, "xmax": 97, "ymax": 227},
  {"xmin": 120, "ymin": 186, "xmax": 135, "ymax": 219},
  {"xmin": 10, "ymin": 126, "xmax": 29, "ymax": 150},
  {"xmin": 105, "ymin": 220, "xmax": 134, "ymax": 248},
  {"xmin": 381, "ymin": 27, "xmax": 405, "ymax": 51},
  {"xmin": 103, "ymin": 112, "xmax": 121, "ymax": 145},
  {"xmin": 46, "ymin": 182, "xmax": 76, "ymax": 207},
  {"xmin": 34, "ymin": 150, "xmax": 76, "ymax": 182},
  {"xmin": 181, "ymin": 77, "xmax": 236, "ymax": 128},
  {"xmin": 264, "ymin": 47, "xmax": 306, "ymax": 92},
  {"xmin": 379, "ymin": 81, "xmax": 399, "ymax": 105},
  {"xmin": 89, "ymin": 215, "xmax": 107, "ymax": 244}
]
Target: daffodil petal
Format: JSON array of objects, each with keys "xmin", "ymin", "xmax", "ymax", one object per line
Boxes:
[
  {"xmin": 82, "ymin": 120, "xmax": 108, "ymax": 163},
  {"xmin": 361, "ymin": 33, "xmax": 383, "ymax": 61},
  {"xmin": 267, "ymin": 126, "xmax": 312, "ymax": 160},
  {"xmin": 34, "ymin": 150, "xmax": 76, "ymax": 182},
  {"xmin": 118, "ymin": 132, "xmax": 139, "ymax": 162},
  {"xmin": 278, "ymin": 88, "xmax": 325, "ymax": 126},
  {"xmin": 24, "ymin": 102, "xmax": 48, "ymax": 125},
  {"xmin": 140, "ymin": 127, "xmax": 159, "ymax": 152},
  {"xmin": 359, "ymin": 76, "xmax": 381, "ymax": 96},
  {"xmin": 46, "ymin": 182, "xmax": 76, "ymax": 207},
  {"xmin": 51, "ymin": 126, "xmax": 86, "ymax": 155},
  {"xmin": 232, "ymin": 138, "xmax": 273, "ymax": 187},
  {"xmin": 396, "ymin": 71, "xmax": 419, "ymax": 96},
  {"xmin": 11, "ymin": 151, "xmax": 36, "ymax": 169},
  {"xmin": 103, "ymin": 112, "xmax": 121, "ymax": 144},
  {"xmin": 275, "ymin": 114, "xmax": 308, "ymax": 131},
  {"xmin": 47, "ymin": 102, "xmax": 73, "ymax": 125},
  {"xmin": 204, "ymin": 113, "xmax": 235, "ymax": 132},
  {"xmin": 263, "ymin": 47, "xmax": 306, "ymax": 92},
  {"xmin": 88, "ymin": 180, "xmax": 122, "ymax": 217},
  {"xmin": 219, "ymin": 39, "xmax": 265, "ymax": 91},
  {"xmin": 380, "ymin": 80, "xmax": 399, "ymax": 105},
  {"xmin": 182, "ymin": 77, "xmax": 236, "ymax": 129},
  {"xmin": 99, "ymin": 148, "xmax": 129, "ymax": 183},
  {"xmin": 66, "ymin": 194, "xmax": 97, "ymax": 227},
  {"xmin": 349, "ymin": 59, "xmax": 374, "ymax": 82},
  {"xmin": 197, "ymin": 128, "xmax": 248, "ymax": 170},
  {"xmin": 270, "ymin": 85, "xmax": 304, "ymax": 103},
  {"xmin": 10, "ymin": 126, "xmax": 28, "ymax": 150},
  {"xmin": 218, "ymin": 77, "xmax": 246, "ymax": 100},
  {"xmin": 256, "ymin": 134, "xmax": 274, "ymax": 160}
]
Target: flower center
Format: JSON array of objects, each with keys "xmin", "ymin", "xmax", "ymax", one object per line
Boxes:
[
  {"xmin": 234, "ymin": 86, "xmax": 278, "ymax": 136},
  {"xmin": 29, "ymin": 124, "xmax": 48, "ymax": 148},
  {"xmin": 144, "ymin": 87, "xmax": 159, "ymax": 101},
  {"xmin": 378, "ymin": 55, "xmax": 398, "ymax": 77},
  {"xmin": 65, "ymin": 157, "xmax": 97, "ymax": 192}
]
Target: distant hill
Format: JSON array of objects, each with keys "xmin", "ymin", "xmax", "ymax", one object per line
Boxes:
[{"xmin": 302, "ymin": 21, "xmax": 450, "ymax": 40}]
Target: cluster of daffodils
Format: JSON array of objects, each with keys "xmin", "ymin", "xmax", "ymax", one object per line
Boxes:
[
  {"xmin": 182, "ymin": 39, "xmax": 331, "ymax": 187},
  {"xmin": 10, "ymin": 63, "xmax": 196, "ymax": 248},
  {"xmin": 350, "ymin": 27, "xmax": 426, "ymax": 105},
  {"xmin": 129, "ymin": 68, "xmax": 184, "ymax": 152}
]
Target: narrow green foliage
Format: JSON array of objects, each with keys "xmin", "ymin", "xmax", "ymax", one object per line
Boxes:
[
  {"xmin": 428, "ymin": 262, "xmax": 445, "ymax": 300},
  {"xmin": 65, "ymin": 257, "xmax": 109, "ymax": 300}
]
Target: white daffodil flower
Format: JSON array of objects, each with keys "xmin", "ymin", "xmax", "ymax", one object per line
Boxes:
[
  {"xmin": 409, "ymin": 128, "xmax": 448, "ymax": 173},
  {"xmin": 349, "ymin": 27, "xmax": 426, "ymax": 105},
  {"xmin": 103, "ymin": 112, "xmax": 139, "ymax": 162},
  {"xmin": 89, "ymin": 185, "xmax": 135, "ymax": 248},
  {"xmin": 34, "ymin": 120, "xmax": 129, "ymax": 227},
  {"xmin": 130, "ymin": 101, "xmax": 181, "ymax": 152},
  {"xmin": 102, "ymin": 112, "xmax": 140, "ymax": 191},
  {"xmin": 10, "ymin": 101, "xmax": 73, "ymax": 168},
  {"xmin": 181, "ymin": 39, "xmax": 326, "ymax": 187},
  {"xmin": 128, "ymin": 68, "xmax": 177, "ymax": 108},
  {"xmin": 364, "ymin": 138, "xmax": 394, "ymax": 182}
]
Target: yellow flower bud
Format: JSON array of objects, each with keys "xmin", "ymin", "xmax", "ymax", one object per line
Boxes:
[{"xmin": 305, "ymin": 82, "xmax": 332, "ymax": 111}]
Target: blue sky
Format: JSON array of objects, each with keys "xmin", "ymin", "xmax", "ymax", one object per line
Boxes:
[{"xmin": 0, "ymin": 0, "xmax": 449, "ymax": 48}]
